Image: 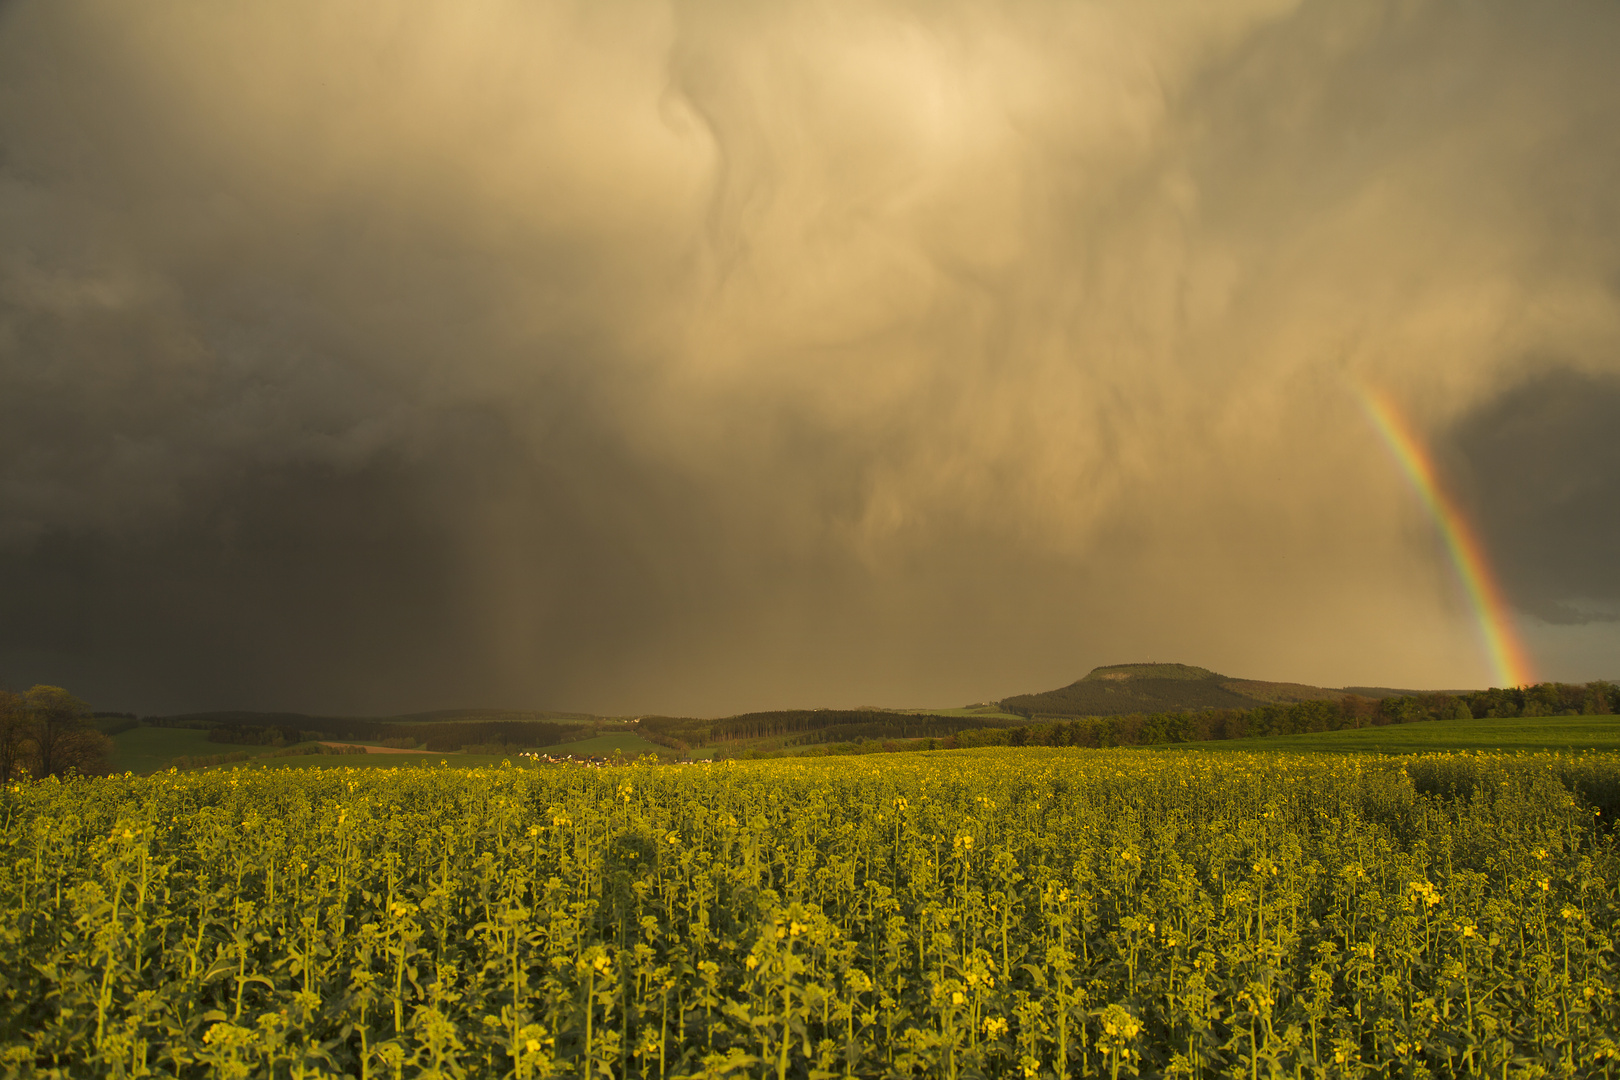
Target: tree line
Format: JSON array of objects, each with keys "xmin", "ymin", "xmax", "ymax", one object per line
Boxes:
[
  {"xmin": 638, "ymin": 709, "xmax": 1008, "ymax": 753},
  {"xmin": 984, "ymin": 682, "xmax": 1620, "ymax": 748}
]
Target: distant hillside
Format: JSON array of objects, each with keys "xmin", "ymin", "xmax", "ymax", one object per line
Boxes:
[
  {"xmin": 133, "ymin": 708, "xmax": 603, "ymax": 753},
  {"xmin": 1219, "ymin": 679, "xmax": 1349, "ymax": 704},
  {"xmin": 1341, "ymin": 687, "xmax": 1478, "ymax": 700},
  {"xmin": 1000, "ymin": 663, "xmax": 1363, "ymax": 718},
  {"xmin": 149, "ymin": 707, "xmax": 596, "ymax": 728},
  {"xmin": 154, "ymin": 711, "xmax": 322, "ymax": 728},
  {"xmin": 138, "ymin": 705, "xmax": 1025, "ymax": 759},
  {"xmin": 640, "ymin": 708, "xmax": 1023, "ymax": 754}
]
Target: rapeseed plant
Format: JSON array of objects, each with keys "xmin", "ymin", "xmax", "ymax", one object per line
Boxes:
[{"xmin": 0, "ymin": 750, "xmax": 1616, "ymax": 1076}]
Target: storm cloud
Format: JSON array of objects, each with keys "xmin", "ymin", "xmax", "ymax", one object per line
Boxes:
[{"xmin": 2, "ymin": 0, "xmax": 1618, "ymax": 715}]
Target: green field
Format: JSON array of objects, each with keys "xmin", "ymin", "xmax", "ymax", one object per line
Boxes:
[
  {"xmin": 104, "ymin": 726, "xmax": 283, "ymax": 774},
  {"xmin": 106, "ymin": 715, "xmax": 1620, "ymax": 776},
  {"xmin": 100, "ymin": 728, "xmax": 669, "ymax": 776},
  {"xmin": 1163, "ymin": 714, "xmax": 1620, "ymax": 754},
  {"xmin": 238, "ymin": 732, "xmax": 669, "ymax": 771},
  {"xmin": 543, "ymin": 732, "xmax": 669, "ymax": 759},
  {"xmin": 5, "ymin": 747, "xmax": 1618, "ymax": 1077}
]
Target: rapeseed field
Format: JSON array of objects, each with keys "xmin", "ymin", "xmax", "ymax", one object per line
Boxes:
[{"xmin": 2, "ymin": 749, "xmax": 1616, "ymax": 1078}]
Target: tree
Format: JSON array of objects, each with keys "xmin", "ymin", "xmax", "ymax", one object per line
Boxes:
[
  {"xmin": 20, "ymin": 685, "xmax": 109, "ymax": 778},
  {"xmin": 0, "ymin": 691, "xmax": 25, "ymax": 781}
]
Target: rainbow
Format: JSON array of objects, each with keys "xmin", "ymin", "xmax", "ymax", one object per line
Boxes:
[{"xmin": 1358, "ymin": 386, "xmax": 1535, "ymax": 688}]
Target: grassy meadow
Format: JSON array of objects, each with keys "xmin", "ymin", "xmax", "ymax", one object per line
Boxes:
[
  {"xmin": 5, "ymin": 747, "xmax": 1619, "ymax": 1077},
  {"xmin": 104, "ymin": 726, "xmax": 284, "ymax": 775}
]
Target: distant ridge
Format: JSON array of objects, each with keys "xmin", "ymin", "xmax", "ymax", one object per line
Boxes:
[
  {"xmin": 149, "ymin": 707, "xmax": 596, "ymax": 726},
  {"xmin": 1000, "ymin": 663, "xmax": 1368, "ymax": 718},
  {"xmin": 1342, "ymin": 687, "xmax": 1479, "ymax": 700}
]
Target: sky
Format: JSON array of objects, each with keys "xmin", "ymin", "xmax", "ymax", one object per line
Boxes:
[{"xmin": 2, "ymin": 0, "xmax": 1618, "ymax": 717}]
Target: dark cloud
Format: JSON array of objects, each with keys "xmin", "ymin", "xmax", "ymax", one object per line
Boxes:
[
  {"xmin": 2, "ymin": 0, "xmax": 1618, "ymax": 714},
  {"xmin": 1451, "ymin": 369, "xmax": 1620, "ymax": 626}
]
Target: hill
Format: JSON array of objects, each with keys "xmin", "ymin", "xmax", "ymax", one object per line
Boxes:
[{"xmin": 999, "ymin": 662, "xmax": 1362, "ymax": 717}]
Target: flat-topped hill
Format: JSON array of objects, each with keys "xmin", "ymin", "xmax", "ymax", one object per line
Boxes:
[
  {"xmin": 1000, "ymin": 663, "xmax": 1358, "ymax": 718},
  {"xmin": 1083, "ymin": 663, "xmax": 1219, "ymax": 682}
]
